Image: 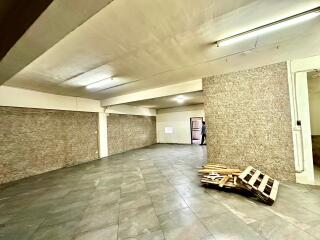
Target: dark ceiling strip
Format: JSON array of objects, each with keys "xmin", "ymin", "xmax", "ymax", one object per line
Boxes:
[{"xmin": 0, "ymin": 0, "xmax": 54, "ymax": 61}]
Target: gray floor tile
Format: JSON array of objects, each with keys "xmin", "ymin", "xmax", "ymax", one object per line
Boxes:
[
  {"xmin": 306, "ymin": 223, "xmax": 320, "ymax": 239},
  {"xmin": 174, "ymin": 183, "xmax": 209, "ymax": 198},
  {"xmin": 125, "ymin": 230, "xmax": 165, "ymax": 240},
  {"xmin": 147, "ymin": 183, "xmax": 178, "ymax": 200},
  {"xmin": 0, "ymin": 218, "xmax": 44, "ymax": 240},
  {"xmin": 77, "ymin": 202, "xmax": 119, "ymax": 233},
  {"xmin": 89, "ymin": 189, "xmax": 121, "ymax": 206},
  {"xmin": 202, "ymin": 212, "xmax": 263, "ymax": 240},
  {"xmin": 268, "ymin": 197, "xmax": 320, "ymax": 230},
  {"xmin": 118, "ymin": 205, "xmax": 160, "ymax": 240},
  {"xmin": 121, "ymin": 180, "xmax": 146, "ymax": 194},
  {"xmin": 249, "ymin": 215, "xmax": 317, "ymax": 240},
  {"xmin": 218, "ymin": 196, "xmax": 274, "ymax": 224},
  {"xmin": 120, "ymin": 191, "xmax": 152, "ymax": 212},
  {"xmin": 158, "ymin": 208, "xmax": 200, "ymax": 230},
  {"xmin": 30, "ymin": 220, "xmax": 78, "ymax": 240},
  {"xmin": 75, "ymin": 224, "xmax": 118, "ymax": 240},
  {"xmin": 162, "ymin": 222, "xmax": 212, "ymax": 240},
  {"xmin": 186, "ymin": 199, "xmax": 229, "ymax": 219},
  {"xmin": 152, "ymin": 194, "xmax": 188, "ymax": 215},
  {"xmin": 49, "ymin": 200, "xmax": 88, "ymax": 214},
  {"xmin": 42, "ymin": 206, "xmax": 85, "ymax": 226}
]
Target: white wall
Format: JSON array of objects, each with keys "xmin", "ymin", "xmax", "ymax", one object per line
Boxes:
[
  {"xmin": 309, "ymin": 93, "xmax": 320, "ymax": 136},
  {"xmin": 0, "ymin": 86, "xmax": 103, "ymax": 112},
  {"xmin": 156, "ymin": 104, "xmax": 204, "ymax": 144},
  {"xmin": 106, "ymin": 104, "xmax": 156, "ymax": 116}
]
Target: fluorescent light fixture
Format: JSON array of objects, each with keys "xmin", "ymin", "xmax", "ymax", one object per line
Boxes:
[
  {"xmin": 86, "ymin": 77, "xmax": 113, "ymax": 90},
  {"xmin": 175, "ymin": 95, "xmax": 186, "ymax": 103},
  {"xmin": 61, "ymin": 65, "xmax": 113, "ymax": 87},
  {"xmin": 62, "ymin": 74, "xmax": 107, "ymax": 87},
  {"xmin": 216, "ymin": 6, "xmax": 320, "ymax": 47}
]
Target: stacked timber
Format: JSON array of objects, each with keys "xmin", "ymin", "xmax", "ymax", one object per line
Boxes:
[
  {"xmin": 199, "ymin": 164, "xmax": 241, "ymax": 188},
  {"xmin": 199, "ymin": 164, "xmax": 280, "ymax": 205}
]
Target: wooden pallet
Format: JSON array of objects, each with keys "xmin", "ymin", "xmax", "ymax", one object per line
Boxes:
[
  {"xmin": 238, "ymin": 166, "xmax": 279, "ymax": 205},
  {"xmin": 200, "ymin": 171, "xmax": 240, "ymax": 188}
]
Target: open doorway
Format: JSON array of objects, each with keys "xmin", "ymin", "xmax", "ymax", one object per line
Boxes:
[
  {"xmin": 289, "ymin": 63, "xmax": 320, "ymax": 185},
  {"xmin": 308, "ymin": 70, "xmax": 320, "ymax": 185},
  {"xmin": 190, "ymin": 117, "xmax": 203, "ymax": 144},
  {"xmin": 288, "ymin": 56, "xmax": 320, "ymax": 185}
]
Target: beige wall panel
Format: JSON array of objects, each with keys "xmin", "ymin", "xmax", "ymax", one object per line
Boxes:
[
  {"xmin": 156, "ymin": 105, "xmax": 205, "ymax": 144},
  {"xmin": 107, "ymin": 114, "xmax": 156, "ymax": 155},
  {"xmin": 0, "ymin": 107, "xmax": 99, "ymax": 184},
  {"xmin": 203, "ymin": 62, "xmax": 295, "ymax": 181}
]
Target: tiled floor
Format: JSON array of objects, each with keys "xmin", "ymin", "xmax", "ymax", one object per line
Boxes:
[{"xmin": 0, "ymin": 144, "xmax": 320, "ymax": 240}]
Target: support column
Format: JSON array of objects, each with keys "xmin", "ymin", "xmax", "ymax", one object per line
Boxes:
[{"xmin": 98, "ymin": 112, "xmax": 108, "ymax": 158}]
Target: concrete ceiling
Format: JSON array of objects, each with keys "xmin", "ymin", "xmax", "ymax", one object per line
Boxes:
[
  {"xmin": 1, "ymin": 0, "xmax": 320, "ymax": 101},
  {"xmin": 128, "ymin": 91, "xmax": 203, "ymax": 109}
]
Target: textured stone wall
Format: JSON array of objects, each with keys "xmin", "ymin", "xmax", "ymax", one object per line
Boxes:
[
  {"xmin": 312, "ymin": 136, "xmax": 320, "ymax": 167},
  {"xmin": 203, "ymin": 62, "xmax": 295, "ymax": 181},
  {"xmin": 107, "ymin": 114, "xmax": 156, "ymax": 155},
  {"xmin": 0, "ymin": 107, "xmax": 99, "ymax": 184}
]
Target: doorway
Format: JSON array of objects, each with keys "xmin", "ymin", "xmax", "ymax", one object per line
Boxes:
[
  {"xmin": 190, "ymin": 117, "xmax": 203, "ymax": 144},
  {"xmin": 288, "ymin": 56, "xmax": 320, "ymax": 185},
  {"xmin": 308, "ymin": 70, "xmax": 320, "ymax": 185}
]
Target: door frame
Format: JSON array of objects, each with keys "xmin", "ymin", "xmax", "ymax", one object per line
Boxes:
[
  {"xmin": 287, "ymin": 56, "xmax": 320, "ymax": 185},
  {"xmin": 190, "ymin": 117, "xmax": 203, "ymax": 144}
]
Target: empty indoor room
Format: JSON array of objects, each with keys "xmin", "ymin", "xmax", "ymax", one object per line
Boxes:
[{"xmin": 1, "ymin": 1, "xmax": 320, "ymax": 240}]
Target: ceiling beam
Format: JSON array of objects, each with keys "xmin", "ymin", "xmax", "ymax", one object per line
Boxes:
[
  {"xmin": 0, "ymin": 0, "xmax": 114, "ymax": 86},
  {"xmin": 0, "ymin": 0, "xmax": 54, "ymax": 61},
  {"xmin": 101, "ymin": 79, "xmax": 202, "ymax": 106}
]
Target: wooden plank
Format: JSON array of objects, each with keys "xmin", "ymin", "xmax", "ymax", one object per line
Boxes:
[
  {"xmin": 219, "ymin": 176, "xmax": 230, "ymax": 187},
  {"xmin": 205, "ymin": 175, "xmax": 223, "ymax": 181},
  {"xmin": 201, "ymin": 179, "xmax": 219, "ymax": 185},
  {"xmin": 201, "ymin": 178, "xmax": 237, "ymax": 188},
  {"xmin": 258, "ymin": 175, "xmax": 269, "ymax": 192},
  {"xmin": 198, "ymin": 169, "xmax": 241, "ymax": 174},
  {"xmin": 239, "ymin": 166, "xmax": 253, "ymax": 180},
  {"xmin": 269, "ymin": 180, "xmax": 279, "ymax": 201},
  {"xmin": 205, "ymin": 163, "xmax": 227, "ymax": 167},
  {"xmin": 202, "ymin": 166, "xmax": 227, "ymax": 170},
  {"xmin": 248, "ymin": 170, "xmax": 261, "ymax": 186}
]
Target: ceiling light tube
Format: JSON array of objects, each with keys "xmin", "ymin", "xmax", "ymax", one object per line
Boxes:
[
  {"xmin": 216, "ymin": 6, "xmax": 320, "ymax": 47},
  {"xmin": 86, "ymin": 77, "xmax": 113, "ymax": 90}
]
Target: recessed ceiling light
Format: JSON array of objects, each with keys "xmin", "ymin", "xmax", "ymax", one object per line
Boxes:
[
  {"xmin": 175, "ymin": 95, "xmax": 186, "ymax": 103},
  {"xmin": 215, "ymin": 6, "xmax": 320, "ymax": 47}
]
